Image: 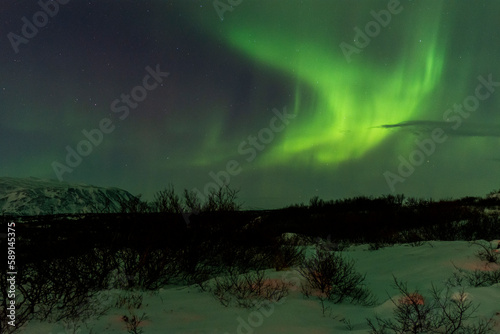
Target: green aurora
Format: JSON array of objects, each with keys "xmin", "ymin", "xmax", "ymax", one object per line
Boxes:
[
  {"xmin": 184, "ymin": 0, "xmax": 450, "ymax": 167},
  {"xmin": 1, "ymin": 0, "xmax": 499, "ymax": 208}
]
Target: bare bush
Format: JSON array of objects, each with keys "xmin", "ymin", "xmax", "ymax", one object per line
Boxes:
[
  {"xmin": 0, "ymin": 267, "xmax": 36, "ymax": 333},
  {"xmin": 118, "ymin": 291, "xmax": 148, "ymax": 334},
  {"xmin": 1, "ymin": 254, "xmax": 112, "ymax": 333},
  {"xmin": 299, "ymin": 246, "xmax": 375, "ymax": 305},
  {"xmin": 184, "ymin": 189, "xmax": 201, "ymax": 213},
  {"xmin": 114, "ymin": 247, "xmax": 179, "ymax": 290},
  {"xmin": 152, "ymin": 184, "xmax": 183, "ymax": 213},
  {"xmin": 117, "ymin": 194, "xmax": 150, "ymax": 213},
  {"xmin": 471, "ymin": 241, "xmax": 499, "ymax": 264},
  {"xmin": 367, "ymin": 277, "xmax": 493, "ymax": 333},
  {"xmin": 122, "ymin": 313, "xmax": 148, "ymax": 334},
  {"xmin": 202, "ymin": 185, "xmax": 241, "ymax": 212},
  {"xmin": 447, "ymin": 264, "xmax": 500, "ymax": 288},
  {"xmin": 32, "ymin": 256, "xmax": 112, "ymax": 323},
  {"xmin": 273, "ymin": 236, "xmax": 305, "ymax": 271},
  {"xmin": 210, "ymin": 268, "xmax": 289, "ymax": 308}
]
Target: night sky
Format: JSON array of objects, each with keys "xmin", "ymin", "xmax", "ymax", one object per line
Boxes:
[{"xmin": 1, "ymin": 0, "xmax": 499, "ymax": 209}]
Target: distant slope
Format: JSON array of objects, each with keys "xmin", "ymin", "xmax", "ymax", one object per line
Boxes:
[{"xmin": 0, "ymin": 177, "xmax": 137, "ymax": 216}]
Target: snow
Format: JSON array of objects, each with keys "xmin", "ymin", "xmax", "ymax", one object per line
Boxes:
[
  {"xmin": 0, "ymin": 177, "xmax": 136, "ymax": 216},
  {"xmin": 16, "ymin": 240, "xmax": 500, "ymax": 333}
]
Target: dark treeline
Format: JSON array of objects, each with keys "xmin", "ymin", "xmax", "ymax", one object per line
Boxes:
[
  {"xmin": 276, "ymin": 194, "xmax": 500, "ymax": 243},
  {"xmin": 1, "ymin": 191, "xmax": 499, "ymax": 332},
  {"xmin": 2, "ymin": 192, "xmax": 499, "ymax": 265}
]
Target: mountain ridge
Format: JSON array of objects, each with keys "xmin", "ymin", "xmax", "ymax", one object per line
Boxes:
[{"xmin": 0, "ymin": 177, "xmax": 137, "ymax": 216}]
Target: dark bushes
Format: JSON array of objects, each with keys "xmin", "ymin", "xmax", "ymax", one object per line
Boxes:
[
  {"xmin": 113, "ymin": 247, "xmax": 180, "ymax": 290},
  {"xmin": 367, "ymin": 277, "xmax": 493, "ymax": 333},
  {"xmin": 299, "ymin": 246, "xmax": 374, "ymax": 305},
  {"xmin": 210, "ymin": 268, "xmax": 289, "ymax": 308},
  {"xmin": 0, "ymin": 252, "xmax": 113, "ymax": 333},
  {"xmin": 447, "ymin": 264, "xmax": 500, "ymax": 288}
]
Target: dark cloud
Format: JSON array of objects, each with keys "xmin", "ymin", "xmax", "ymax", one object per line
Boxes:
[{"xmin": 378, "ymin": 120, "xmax": 500, "ymax": 138}]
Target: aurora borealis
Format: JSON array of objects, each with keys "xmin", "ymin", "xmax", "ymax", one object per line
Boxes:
[{"xmin": 1, "ymin": 0, "xmax": 500, "ymax": 208}]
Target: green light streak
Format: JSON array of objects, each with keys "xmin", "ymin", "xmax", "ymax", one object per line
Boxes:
[{"xmin": 188, "ymin": 1, "xmax": 449, "ymax": 167}]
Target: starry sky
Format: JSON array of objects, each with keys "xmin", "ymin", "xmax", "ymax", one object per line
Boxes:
[{"xmin": 1, "ymin": 0, "xmax": 500, "ymax": 209}]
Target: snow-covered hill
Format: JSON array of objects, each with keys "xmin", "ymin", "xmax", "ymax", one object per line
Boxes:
[{"xmin": 0, "ymin": 177, "xmax": 137, "ymax": 216}]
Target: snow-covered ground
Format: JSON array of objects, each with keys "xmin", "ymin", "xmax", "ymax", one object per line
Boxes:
[{"xmin": 17, "ymin": 240, "xmax": 500, "ymax": 334}]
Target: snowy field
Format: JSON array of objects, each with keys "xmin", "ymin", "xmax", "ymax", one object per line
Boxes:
[{"xmin": 17, "ymin": 240, "xmax": 500, "ymax": 334}]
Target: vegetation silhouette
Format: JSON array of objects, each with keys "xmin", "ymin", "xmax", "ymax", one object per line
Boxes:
[{"xmin": 1, "ymin": 187, "xmax": 499, "ymax": 332}]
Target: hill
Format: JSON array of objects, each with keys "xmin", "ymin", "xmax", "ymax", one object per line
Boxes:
[{"xmin": 0, "ymin": 177, "xmax": 137, "ymax": 216}]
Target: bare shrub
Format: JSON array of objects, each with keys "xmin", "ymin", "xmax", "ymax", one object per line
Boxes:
[
  {"xmin": 0, "ymin": 253, "xmax": 112, "ymax": 333},
  {"xmin": 0, "ymin": 267, "xmax": 37, "ymax": 333},
  {"xmin": 32, "ymin": 256, "xmax": 112, "ymax": 323},
  {"xmin": 399, "ymin": 229, "xmax": 425, "ymax": 247},
  {"xmin": 368, "ymin": 242, "xmax": 392, "ymax": 251},
  {"xmin": 184, "ymin": 189, "xmax": 201, "ymax": 213},
  {"xmin": 175, "ymin": 242, "xmax": 226, "ymax": 290},
  {"xmin": 123, "ymin": 313, "xmax": 148, "ymax": 334},
  {"xmin": 182, "ymin": 261, "xmax": 217, "ymax": 292},
  {"xmin": 118, "ymin": 291, "xmax": 147, "ymax": 334},
  {"xmin": 314, "ymin": 235, "xmax": 350, "ymax": 252},
  {"xmin": 471, "ymin": 241, "xmax": 499, "ymax": 264},
  {"xmin": 298, "ymin": 246, "xmax": 375, "ymax": 305},
  {"xmin": 202, "ymin": 185, "xmax": 241, "ymax": 212},
  {"xmin": 117, "ymin": 194, "xmax": 150, "ymax": 213},
  {"xmin": 114, "ymin": 247, "xmax": 179, "ymax": 290},
  {"xmin": 152, "ymin": 184, "xmax": 183, "ymax": 213},
  {"xmin": 210, "ymin": 268, "xmax": 289, "ymax": 308},
  {"xmin": 273, "ymin": 236, "xmax": 305, "ymax": 271},
  {"xmin": 447, "ymin": 264, "xmax": 500, "ymax": 288},
  {"xmin": 367, "ymin": 277, "xmax": 493, "ymax": 333}
]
